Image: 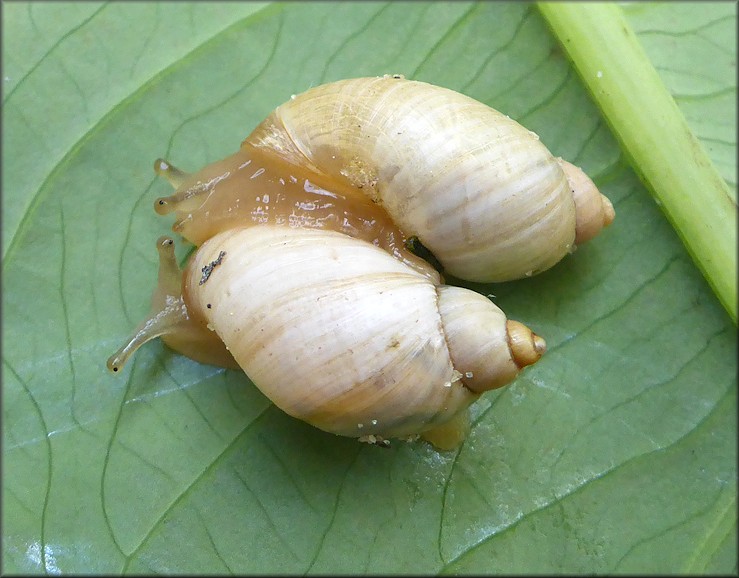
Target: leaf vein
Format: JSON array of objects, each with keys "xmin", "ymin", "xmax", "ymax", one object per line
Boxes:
[
  {"xmin": 3, "ymin": 2, "xmax": 109, "ymax": 105},
  {"xmin": 3, "ymin": 358, "xmax": 54, "ymax": 573},
  {"xmin": 441, "ymin": 383, "xmax": 735, "ymax": 571},
  {"xmin": 410, "ymin": 2, "xmax": 480, "ymax": 80},
  {"xmin": 122, "ymin": 404, "xmax": 274, "ymax": 563}
]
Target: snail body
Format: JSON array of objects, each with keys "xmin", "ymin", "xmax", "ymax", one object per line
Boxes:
[{"xmin": 108, "ymin": 76, "xmax": 614, "ymax": 448}]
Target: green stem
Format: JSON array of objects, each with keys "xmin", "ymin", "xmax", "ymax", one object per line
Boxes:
[{"xmin": 537, "ymin": 2, "xmax": 737, "ymax": 323}]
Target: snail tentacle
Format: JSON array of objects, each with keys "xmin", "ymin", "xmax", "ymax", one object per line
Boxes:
[{"xmin": 107, "ymin": 236, "xmax": 237, "ymax": 373}]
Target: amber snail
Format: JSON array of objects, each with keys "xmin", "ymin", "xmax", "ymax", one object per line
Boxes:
[{"xmin": 108, "ymin": 75, "xmax": 614, "ymax": 449}]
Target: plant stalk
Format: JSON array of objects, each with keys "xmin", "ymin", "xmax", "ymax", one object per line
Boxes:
[{"xmin": 538, "ymin": 2, "xmax": 737, "ymax": 323}]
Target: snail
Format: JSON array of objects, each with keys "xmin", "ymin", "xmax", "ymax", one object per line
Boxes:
[{"xmin": 108, "ymin": 75, "xmax": 614, "ymax": 449}]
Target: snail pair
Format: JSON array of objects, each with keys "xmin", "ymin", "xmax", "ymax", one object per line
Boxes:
[{"xmin": 108, "ymin": 75, "xmax": 614, "ymax": 449}]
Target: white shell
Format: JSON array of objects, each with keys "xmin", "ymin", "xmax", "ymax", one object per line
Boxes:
[
  {"xmin": 184, "ymin": 225, "xmax": 527, "ymax": 438},
  {"xmin": 249, "ymin": 76, "xmax": 577, "ymax": 282}
]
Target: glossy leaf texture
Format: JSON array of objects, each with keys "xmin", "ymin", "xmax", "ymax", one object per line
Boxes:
[{"xmin": 2, "ymin": 2, "xmax": 736, "ymax": 574}]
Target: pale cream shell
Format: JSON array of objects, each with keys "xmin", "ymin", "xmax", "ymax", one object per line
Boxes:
[
  {"xmin": 184, "ymin": 225, "xmax": 518, "ymax": 439},
  {"xmin": 248, "ymin": 76, "xmax": 577, "ymax": 282}
]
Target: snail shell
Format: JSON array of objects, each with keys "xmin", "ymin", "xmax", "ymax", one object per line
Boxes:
[
  {"xmin": 187, "ymin": 226, "xmax": 544, "ymax": 442},
  {"xmin": 155, "ymin": 75, "xmax": 614, "ymax": 282},
  {"xmin": 108, "ymin": 76, "xmax": 614, "ymax": 448}
]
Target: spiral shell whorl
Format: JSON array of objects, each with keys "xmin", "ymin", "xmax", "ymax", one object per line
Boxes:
[{"xmin": 436, "ymin": 287, "xmax": 545, "ymax": 394}]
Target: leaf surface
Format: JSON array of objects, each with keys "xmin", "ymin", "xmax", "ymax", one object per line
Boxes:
[{"xmin": 2, "ymin": 2, "xmax": 736, "ymax": 574}]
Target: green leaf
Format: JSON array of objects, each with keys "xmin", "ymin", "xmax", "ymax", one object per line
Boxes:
[{"xmin": 3, "ymin": 1, "xmax": 736, "ymax": 574}]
